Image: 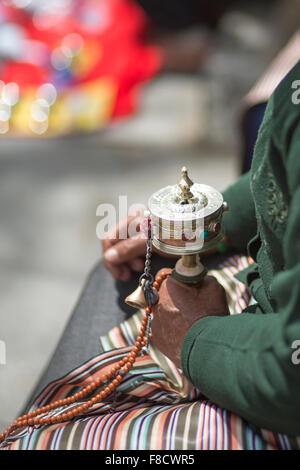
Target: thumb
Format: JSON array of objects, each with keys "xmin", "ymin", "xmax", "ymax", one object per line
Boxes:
[{"xmin": 103, "ymin": 234, "xmax": 146, "ymax": 265}]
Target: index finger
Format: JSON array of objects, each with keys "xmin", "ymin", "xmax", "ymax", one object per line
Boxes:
[{"xmin": 102, "ymin": 214, "xmax": 143, "ymax": 252}]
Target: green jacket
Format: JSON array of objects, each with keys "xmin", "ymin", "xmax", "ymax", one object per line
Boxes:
[{"xmin": 181, "ymin": 61, "xmax": 300, "ymax": 436}]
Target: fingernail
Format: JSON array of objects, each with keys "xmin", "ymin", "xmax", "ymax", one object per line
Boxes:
[{"xmin": 104, "ymin": 248, "xmax": 119, "ymax": 263}]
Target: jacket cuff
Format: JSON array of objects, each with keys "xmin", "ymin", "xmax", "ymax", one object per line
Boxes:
[{"xmin": 180, "ymin": 316, "xmax": 220, "ymax": 382}]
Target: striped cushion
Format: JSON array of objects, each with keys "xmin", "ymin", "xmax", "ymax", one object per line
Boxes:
[{"xmin": 3, "ymin": 255, "xmax": 300, "ymax": 450}]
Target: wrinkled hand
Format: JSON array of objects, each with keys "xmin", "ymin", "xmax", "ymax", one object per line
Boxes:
[
  {"xmin": 102, "ymin": 212, "xmax": 179, "ymax": 281},
  {"xmin": 151, "ymin": 269, "xmax": 229, "ymax": 368}
]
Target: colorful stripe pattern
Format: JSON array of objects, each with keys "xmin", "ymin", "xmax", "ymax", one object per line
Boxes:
[{"xmin": 3, "ymin": 255, "xmax": 300, "ymax": 450}]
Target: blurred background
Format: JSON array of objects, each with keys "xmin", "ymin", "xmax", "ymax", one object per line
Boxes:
[{"xmin": 0, "ymin": 0, "xmax": 299, "ymax": 430}]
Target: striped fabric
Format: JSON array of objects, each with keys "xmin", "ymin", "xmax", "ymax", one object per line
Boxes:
[{"xmin": 2, "ymin": 255, "xmax": 300, "ymax": 450}]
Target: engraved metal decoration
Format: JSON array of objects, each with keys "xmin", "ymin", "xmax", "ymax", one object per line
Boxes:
[
  {"xmin": 148, "ymin": 167, "xmax": 227, "ymax": 257},
  {"xmin": 148, "ymin": 166, "xmax": 228, "ymax": 284}
]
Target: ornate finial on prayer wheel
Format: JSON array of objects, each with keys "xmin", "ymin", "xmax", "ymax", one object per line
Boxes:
[{"xmin": 177, "ymin": 167, "xmax": 194, "ymax": 203}]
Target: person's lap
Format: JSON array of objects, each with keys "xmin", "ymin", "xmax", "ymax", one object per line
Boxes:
[
  {"xmin": 10, "ymin": 251, "xmax": 299, "ymax": 450},
  {"xmin": 26, "ymin": 251, "xmax": 233, "ymax": 410}
]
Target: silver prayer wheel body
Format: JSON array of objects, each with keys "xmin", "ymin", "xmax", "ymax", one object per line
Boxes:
[{"xmin": 148, "ymin": 167, "xmax": 228, "ymax": 257}]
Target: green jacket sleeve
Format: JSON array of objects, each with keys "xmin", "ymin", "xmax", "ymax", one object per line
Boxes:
[
  {"xmin": 222, "ymin": 172, "xmax": 257, "ymax": 252},
  {"xmin": 181, "ymin": 120, "xmax": 300, "ymax": 436}
]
